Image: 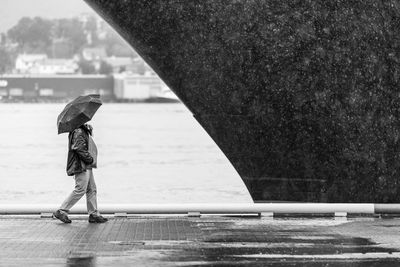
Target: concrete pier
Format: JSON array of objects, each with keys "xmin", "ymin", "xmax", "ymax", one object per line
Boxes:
[{"xmin": 1, "ymin": 216, "xmax": 400, "ymax": 266}]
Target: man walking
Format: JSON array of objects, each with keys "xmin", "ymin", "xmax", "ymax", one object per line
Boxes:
[{"xmin": 53, "ymin": 123, "xmax": 108, "ymax": 223}]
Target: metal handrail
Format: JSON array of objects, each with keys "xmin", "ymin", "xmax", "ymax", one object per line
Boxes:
[{"xmin": 0, "ymin": 203, "xmax": 396, "ymax": 215}]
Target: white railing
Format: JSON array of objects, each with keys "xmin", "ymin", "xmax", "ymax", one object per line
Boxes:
[{"xmin": 0, "ymin": 203, "xmax": 397, "ymax": 216}]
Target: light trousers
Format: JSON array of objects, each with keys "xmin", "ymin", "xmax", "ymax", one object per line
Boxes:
[{"xmin": 59, "ymin": 169, "xmax": 98, "ymax": 215}]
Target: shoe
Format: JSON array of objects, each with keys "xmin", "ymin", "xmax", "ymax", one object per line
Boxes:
[
  {"xmin": 53, "ymin": 210, "xmax": 71, "ymax": 223},
  {"xmin": 89, "ymin": 214, "xmax": 108, "ymax": 223}
]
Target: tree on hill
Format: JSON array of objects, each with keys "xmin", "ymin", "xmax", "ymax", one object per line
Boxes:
[
  {"xmin": 52, "ymin": 18, "xmax": 87, "ymax": 55},
  {"xmin": 99, "ymin": 60, "xmax": 113, "ymax": 75},
  {"xmin": 0, "ymin": 47, "xmax": 12, "ymax": 74},
  {"xmin": 84, "ymin": 15, "xmax": 99, "ymax": 45},
  {"xmin": 7, "ymin": 17, "xmax": 52, "ymax": 54},
  {"xmin": 6, "ymin": 15, "xmax": 138, "ymax": 61},
  {"xmin": 78, "ymin": 59, "xmax": 96, "ymax": 74},
  {"xmin": 101, "ymin": 27, "xmax": 137, "ymax": 57}
]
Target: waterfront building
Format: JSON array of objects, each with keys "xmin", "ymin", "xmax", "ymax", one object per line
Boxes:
[
  {"xmin": 15, "ymin": 54, "xmax": 47, "ymax": 74},
  {"xmin": 15, "ymin": 54, "xmax": 78, "ymax": 75},
  {"xmin": 113, "ymin": 73, "xmax": 165, "ymax": 101},
  {"xmin": 0, "ymin": 73, "xmax": 178, "ymax": 102},
  {"xmin": 0, "ymin": 74, "xmax": 113, "ymax": 101},
  {"xmin": 103, "ymin": 56, "xmax": 135, "ymax": 73},
  {"xmin": 113, "ymin": 73, "xmax": 179, "ymax": 102},
  {"xmin": 33, "ymin": 59, "xmax": 78, "ymax": 75},
  {"xmin": 81, "ymin": 47, "xmax": 107, "ymax": 61}
]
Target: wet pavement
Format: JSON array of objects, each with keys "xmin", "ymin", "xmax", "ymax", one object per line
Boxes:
[{"xmin": 1, "ymin": 215, "xmax": 400, "ymax": 266}]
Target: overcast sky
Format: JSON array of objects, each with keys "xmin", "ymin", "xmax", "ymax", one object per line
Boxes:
[{"xmin": 0, "ymin": 0, "xmax": 95, "ymax": 33}]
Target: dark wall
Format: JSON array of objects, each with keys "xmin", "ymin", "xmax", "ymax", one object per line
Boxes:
[
  {"xmin": 1, "ymin": 75, "xmax": 113, "ymax": 99},
  {"xmin": 85, "ymin": 0, "xmax": 400, "ymax": 202}
]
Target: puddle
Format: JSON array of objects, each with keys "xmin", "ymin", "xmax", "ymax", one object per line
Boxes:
[
  {"xmin": 237, "ymin": 252, "xmax": 400, "ymax": 259},
  {"xmin": 108, "ymin": 241, "xmax": 145, "ymax": 246},
  {"xmin": 232, "ymin": 218, "xmax": 351, "ymax": 227},
  {"xmin": 66, "ymin": 256, "xmax": 96, "ymax": 267}
]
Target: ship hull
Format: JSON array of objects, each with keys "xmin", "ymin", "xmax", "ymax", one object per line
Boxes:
[{"xmin": 85, "ymin": 0, "xmax": 400, "ymax": 202}]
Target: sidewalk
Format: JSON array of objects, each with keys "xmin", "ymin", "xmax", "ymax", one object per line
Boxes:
[{"xmin": 1, "ymin": 216, "xmax": 400, "ymax": 266}]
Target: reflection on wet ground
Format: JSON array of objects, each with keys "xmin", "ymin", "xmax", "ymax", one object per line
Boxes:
[
  {"xmin": 66, "ymin": 257, "xmax": 96, "ymax": 267},
  {"xmin": 1, "ymin": 216, "xmax": 400, "ymax": 266},
  {"xmin": 160, "ymin": 217, "xmax": 400, "ymax": 266}
]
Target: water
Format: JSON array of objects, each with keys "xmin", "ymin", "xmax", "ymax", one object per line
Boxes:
[{"xmin": 0, "ymin": 103, "xmax": 252, "ymax": 204}]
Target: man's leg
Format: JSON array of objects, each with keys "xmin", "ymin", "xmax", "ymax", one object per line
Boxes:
[
  {"xmin": 86, "ymin": 169, "xmax": 108, "ymax": 223},
  {"xmin": 59, "ymin": 171, "xmax": 90, "ymax": 213},
  {"xmin": 86, "ymin": 169, "xmax": 98, "ymax": 215}
]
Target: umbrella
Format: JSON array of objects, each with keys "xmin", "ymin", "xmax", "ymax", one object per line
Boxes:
[{"xmin": 57, "ymin": 94, "xmax": 102, "ymax": 134}]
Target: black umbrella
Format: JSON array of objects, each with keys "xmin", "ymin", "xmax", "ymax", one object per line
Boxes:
[{"xmin": 57, "ymin": 94, "xmax": 102, "ymax": 134}]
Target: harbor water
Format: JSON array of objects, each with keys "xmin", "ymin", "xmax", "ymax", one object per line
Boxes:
[{"xmin": 0, "ymin": 103, "xmax": 252, "ymax": 204}]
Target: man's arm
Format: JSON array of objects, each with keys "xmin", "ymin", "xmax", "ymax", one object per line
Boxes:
[{"xmin": 71, "ymin": 129, "xmax": 94, "ymax": 164}]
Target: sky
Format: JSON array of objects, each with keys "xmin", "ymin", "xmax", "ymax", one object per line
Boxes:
[{"xmin": 0, "ymin": 0, "xmax": 94, "ymax": 33}]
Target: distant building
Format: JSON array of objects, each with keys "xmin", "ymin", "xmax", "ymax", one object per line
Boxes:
[
  {"xmin": 80, "ymin": 47, "xmax": 108, "ymax": 72},
  {"xmin": 15, "ymin": 54, "xmax": 47, "ymax": 74},
  {"xmin": 113, "ymin": 73, "xmax": 179, "ymax": 102},
  {"xmin": 0, "ymin": 73, "xmax": 179, "ymax": 102},
  {"xmin": 15, "ymin": 54, "xmax": 78, "ymax": 75},
  {"xmin": 81, "ymin": 47, "xmax": 107, "ymax": 61},
  {"xmin": 34, "ymin": 59, "xmax": 78, "ymax": 74},
  {"xmin": 0, "ymin": 74, "xmax": 113, "ymax": 100},
  {"xmin": 104, "ymin": 56, "xmax": 135, "ymax": 73}
]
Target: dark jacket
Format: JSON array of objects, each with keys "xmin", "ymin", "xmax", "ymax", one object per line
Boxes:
[{"xmin": 66, "ymin": 127, "xmax": 94, "ymax": 176}]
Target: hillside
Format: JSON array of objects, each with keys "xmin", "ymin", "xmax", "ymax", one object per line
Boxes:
[{"xmin": 0, "ymin": 0, "xmax": 94, "ymax": 33}]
